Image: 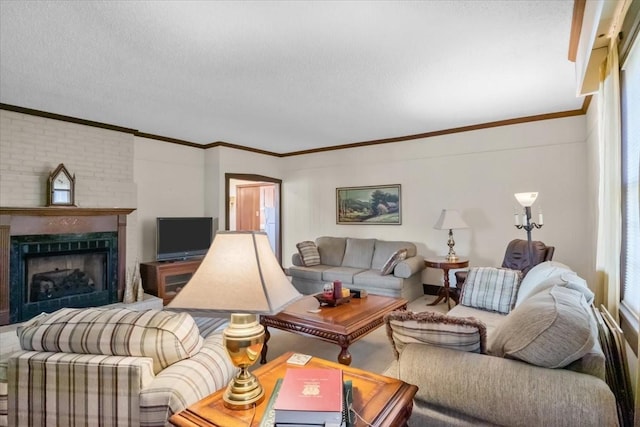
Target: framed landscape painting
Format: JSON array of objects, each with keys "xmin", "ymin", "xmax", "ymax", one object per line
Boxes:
[{"xmin": 336, "ymin": 184, "xmax": 401, "ymax": 225}]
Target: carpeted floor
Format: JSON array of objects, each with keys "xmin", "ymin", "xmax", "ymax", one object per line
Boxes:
[{"xmin": 257, "ymin": 294, "xmax": 450, "ymax": 374}]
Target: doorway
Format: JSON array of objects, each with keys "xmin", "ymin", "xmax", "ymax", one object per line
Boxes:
[{"xmin": 225, "ymin": 173, "xmax": 282, "ymax": 264}]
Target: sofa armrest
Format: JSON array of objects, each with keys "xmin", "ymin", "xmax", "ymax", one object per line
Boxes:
[
  {"xmin": 8, "ymin": 351, "xmax": 155, "ymax": 427},
  {"xmin": 394, "ymin": 255, "xmax": 424, "ymax": 279},
  {"xmin": 397, "ymin": 344, "xmax": 618, "ymax": 427},
  {"xmin": 140, "ymin": 333, "xmax": 238, "ymax": 426},
  {"xmin": 291, "ymin": 252, "xmax": 304, "ymax": 266}
]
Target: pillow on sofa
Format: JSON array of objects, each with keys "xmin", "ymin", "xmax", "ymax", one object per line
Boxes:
[
  {"xmin": 296, "ymin": 241, "xmax": 321, "ymax": 266},
  {"xmin": 490, "ymin": 286, "xmax": 595, "ymax": 368},
  {"xmin": 515, "ymin": 261, "xmax": 574, "ymax": 306},
  {"xmin": 384, "ymin": 310, "xmax": 487, "ymax": 359},
  {"xmin": 460, "ymin": 267, "xmax": 521, "ymax": 314},
  {"xmin": 18, "ymin": 307, "xmax": 203, "ymax": 374},
  {"xmin": 380, "ymin": 248, "xmax": 408, "ymax": 275},
  {"xmin": 514, "ymin": 259, "xmax": 595, "ymax": 307}
]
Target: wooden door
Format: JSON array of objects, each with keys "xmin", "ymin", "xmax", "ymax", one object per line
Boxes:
[{"xmin": 236, "ymin": 185, "xmax": 261, "ymax": 231}]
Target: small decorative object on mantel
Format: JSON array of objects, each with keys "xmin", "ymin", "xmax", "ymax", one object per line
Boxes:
[{"xmin": 46, "ymin": 163, "xmax": 76, "ymax": 206}]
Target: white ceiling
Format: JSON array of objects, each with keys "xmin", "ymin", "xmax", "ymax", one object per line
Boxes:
[{"xmin": 0, "ymin": 1, "xmax": 582, "ymax": 154}]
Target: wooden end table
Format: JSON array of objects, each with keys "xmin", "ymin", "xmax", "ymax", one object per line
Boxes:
[
  {"xmin": 260, "ymin": 294, "xmax": 407, "ymax": 366},
  {"xmin": 169, "ymin": 351, "xmax": 418, "ymax": 427},
  {"xmin": 425, "ymin": 257, "xmax": 469, "ymax": 309}
]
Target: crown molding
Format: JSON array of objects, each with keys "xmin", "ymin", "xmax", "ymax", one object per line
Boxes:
[{"xmin": 1, "ymin": 102, "xmax": 589, "ymax": 158}]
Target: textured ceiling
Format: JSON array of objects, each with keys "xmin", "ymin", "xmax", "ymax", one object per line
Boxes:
[{"xmin": 0, "ymin": 1, "xmax": 582, "ymax": 154}]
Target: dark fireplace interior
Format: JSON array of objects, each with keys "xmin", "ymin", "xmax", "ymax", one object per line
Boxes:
[{"xmin": 10, "ymin": 232, "xmax": 118, "ymax": 323}]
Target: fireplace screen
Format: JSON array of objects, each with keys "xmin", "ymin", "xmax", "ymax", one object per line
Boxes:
[
  {"xmin": 10, "ymin": 232, "xmax": 118, "ymax": 323},
  {"xmin": 27, "ymin": 253, "xmax": 106, "ymax": 302}
]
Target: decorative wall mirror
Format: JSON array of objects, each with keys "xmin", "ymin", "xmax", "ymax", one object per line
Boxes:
[{"xmin": 47, "ymin": 163, "xmax": 76, "ymax": 206}]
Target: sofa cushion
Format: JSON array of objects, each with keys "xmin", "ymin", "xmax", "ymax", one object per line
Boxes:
[
  {"xmin": 380, "ymin": 248, "xmax": 408, "ymax": 275},
  {"xmin": 296, "ymin": 241, "xmax": 321, "ymax": 266},
  {"xmin": 341, "ymin": 238, "xmax": 376, "ymax": 269},
  {"xmin": 371, "ymin": 241, "xmax": 416, "ymax": 270},
  {"xmin": 316, "ymin": 236, "xmax": 346, "ymax": 266},
  {"xmin": 460, "ymin": 267, "xmax": 521, "ymax": 314},
  {"xmin": 490, "ymin": 286, "xmax": 595, "ymax": 368},
  {"xmin": 447, "ymin": 304, "xmax": 506, "ymax": 346},
  {"xmin": 515, "ymin": 260, "xmax": 573, "ymax": 306},
  {"xmin": 288, "ymin": 264, "xmax": 332, "ymax": 281},
  {"xmin": 18, "ymin": 307, "xmax": 204, "ymax": 374},
  {"xmin": 322, "ymin": 266, "xmax": 367, "ymax": 284},
  {"xmin": 385, "ymin": 311, "xmax": 487, "ymax": 359},
  {"xmin": 353, "ymin": 270, "xmax": 404, "ymax": 290}
]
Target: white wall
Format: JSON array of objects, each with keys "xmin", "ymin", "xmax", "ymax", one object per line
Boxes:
[
  {"xmin": 133, "ymin": 136, "xmax": 206, "ymax": 262},
  {"xmin": 0, "ymin": 109, "xmax": 595, "ymax": 292},
  {"xmin": 280, "ymin": 116, "xmax": 591, "ymax": 287}
]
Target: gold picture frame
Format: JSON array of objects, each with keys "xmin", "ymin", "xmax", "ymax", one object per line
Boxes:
[{"xmin": 336, "ymin": 184, "xmax": 401, "ymax": 225}]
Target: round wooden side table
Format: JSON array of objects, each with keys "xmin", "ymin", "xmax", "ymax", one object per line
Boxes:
[{"xmin": 425, "ymin": 257, "xmax": 469, "ymax": 309}]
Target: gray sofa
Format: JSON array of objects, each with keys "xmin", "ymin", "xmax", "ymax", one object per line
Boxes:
[
  {"xmin": 288, "ymin": 236, "xmax": 425, "ymax": 301},
  {"xmin": 384, "ymin": 261, "xmax": 619, "ymax": 426}
]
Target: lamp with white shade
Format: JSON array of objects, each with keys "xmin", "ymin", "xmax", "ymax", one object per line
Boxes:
[
  {"xmin": 167, "ymin": 231, "xmax": 302, "ymax": 410},
  {"xmin": 433, "ymin": 209, "xmax": 469, "ymax": 261},
  {"xmin": 514, "ymin": 192, "xmax": 544, "ymax": 266}
]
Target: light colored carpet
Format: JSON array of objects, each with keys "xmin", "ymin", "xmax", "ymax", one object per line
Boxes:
[{"xmin": 258, "ymin": 294, "xmax": 450, "ymax": 374}]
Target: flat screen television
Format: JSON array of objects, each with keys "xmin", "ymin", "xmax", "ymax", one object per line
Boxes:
[{"xmin": 156, "ymin": 217, "xmax": 213, "ymax": 261}]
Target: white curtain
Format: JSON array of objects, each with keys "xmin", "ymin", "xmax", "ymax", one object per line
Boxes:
[{"xmin": 595, "ymin": 38, "xmax": 622, "ymax": 321}]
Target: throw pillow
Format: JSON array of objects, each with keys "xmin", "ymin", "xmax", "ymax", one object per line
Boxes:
[
  {"xmin": 460, "ymin": 267, "xmax": 521, "ymax": 314},
  {"xmin": 296, "ymin": 241, "xmax": 321, "ymax": 266},
  {"xmin": 490, "ymin": 286, "xmax": 595, "ymax": 368},
  {"xmin": 380, "ymin": 248, "xmax": 408, "ymax": 275},
  {"xmin": 384, "ymin": 310, "xmax": 487, "ymax": 359}
]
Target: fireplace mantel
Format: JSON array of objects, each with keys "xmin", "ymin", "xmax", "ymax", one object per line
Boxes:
[
  {"xmin": 1, "ymin": 207, "xmax": 135, "ymax": 216},
  {"xmin": 0, "ymin": 206, "xmax": 135, "ymax": 325}
]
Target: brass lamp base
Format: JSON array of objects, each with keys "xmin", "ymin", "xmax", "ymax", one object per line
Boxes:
[
  {"xmin": 222, "ymin": 313, "xmax": 266, "ymax": 410},
  {"xmin": 446, "ymin": 229, "xmax": 459, "ymax": 261},
  {"xmin": 223, "ymin": 368, "xmax": 265, "ymax": 409}
]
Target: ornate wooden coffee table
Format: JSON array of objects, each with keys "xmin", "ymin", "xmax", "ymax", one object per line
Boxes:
[
  {"xmin": 260, "ymin": 294, "xmax": 408, "ymax": 366},
  {"xmin": 169, "ymin": 351, "xmax": 418, "ymax": 427}
]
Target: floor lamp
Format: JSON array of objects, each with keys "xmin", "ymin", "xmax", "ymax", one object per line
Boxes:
[{"xmin": 514, "ymin": 192, "xmax": 544, "ymax": 267}]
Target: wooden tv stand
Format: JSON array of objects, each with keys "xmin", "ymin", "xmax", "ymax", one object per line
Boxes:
[{"xmin": 140, "ymin": 259, "xmax": 203, "ymax": 305}]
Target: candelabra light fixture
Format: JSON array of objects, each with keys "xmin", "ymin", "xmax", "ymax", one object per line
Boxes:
[{"xmin": 514, "ymin": 192, "xmax": 544, "ymax": 266}]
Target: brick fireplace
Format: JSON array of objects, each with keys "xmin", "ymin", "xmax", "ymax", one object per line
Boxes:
[{"xmin": 0, "ymin": 207, "xmax": 135, "ymax": 325}]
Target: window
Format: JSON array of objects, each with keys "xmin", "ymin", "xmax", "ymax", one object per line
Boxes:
[{"xmin": 620, "ymin": 29, "xmax": 639, "ymax": 346}]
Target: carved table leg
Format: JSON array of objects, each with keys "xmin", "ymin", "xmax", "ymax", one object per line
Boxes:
[
  {"xmin": 260, "ymin": 325, "xmax": 270, "ymax": 364},
  {"xmin": 337, "ymin": 336, "xmax": 352, "ymax": 365}
]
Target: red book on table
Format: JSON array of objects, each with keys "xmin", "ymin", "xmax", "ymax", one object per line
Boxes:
[{"xmin": 273, "ymin": 368, "xmax": 343, "ymax": 425}]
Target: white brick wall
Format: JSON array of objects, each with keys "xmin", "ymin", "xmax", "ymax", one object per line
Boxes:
[
  {"xmin": 0, "ymin": 110, "xmax": 136, "ymax": 208},
  {"xmin": 0, "ymin": 109, "xmax": 139, "ymax": 288}
]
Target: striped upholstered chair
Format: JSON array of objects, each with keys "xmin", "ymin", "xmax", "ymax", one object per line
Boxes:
[{"xmin": 5, "ymin": 307, "xmax": 236, "ymax": 427}]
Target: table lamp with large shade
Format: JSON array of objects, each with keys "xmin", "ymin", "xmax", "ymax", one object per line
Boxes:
[
  {"xmin": 433, "ymin": 209, "xmax": 469, "ymax": 261},
  {"xmin": 167, "ymin": 231, "xmax": 302, "ymax": 409}
]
